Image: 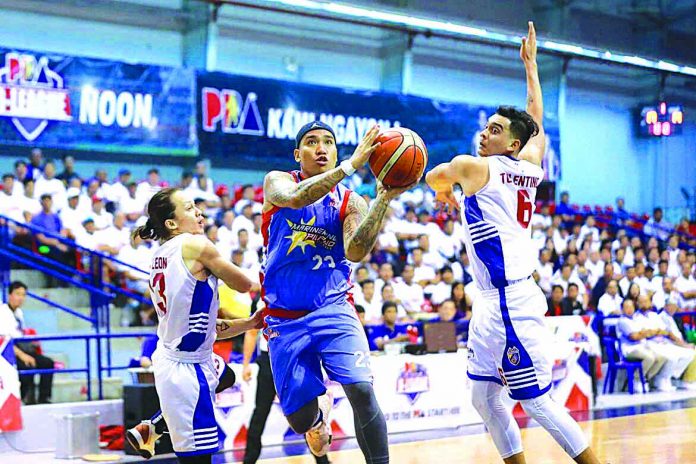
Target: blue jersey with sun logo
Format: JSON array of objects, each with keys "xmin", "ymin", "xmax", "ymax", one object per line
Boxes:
[{"xmin": 261, "ymin": 171, "xmax": 354, "ymax": 313}]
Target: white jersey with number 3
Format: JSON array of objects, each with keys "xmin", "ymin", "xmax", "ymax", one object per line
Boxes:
[
  {"xmin": 460, "ymin": 155, "xmax": 544, "ymax": 291},
  {"xmin": 149, "ymin": 233, "xmax": 219, "ymax": 363}
]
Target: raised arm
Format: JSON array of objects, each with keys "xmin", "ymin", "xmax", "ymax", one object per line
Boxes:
[
  {"xmin": 184, "ymin": 234, "xmax": 253, "ymax": 292},
  {"xmin": 263, "ymin": 125, "xmax": 380, "ymax": 210},
  {"xmin": 518, "ymin": 21, "xmax": 546, "ymax": 166},
  {"xmin": 343, "ymin": 182, "xmax": 415, "ymax": 262}
]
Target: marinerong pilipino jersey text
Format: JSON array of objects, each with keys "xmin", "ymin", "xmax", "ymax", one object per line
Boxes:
[{"xmin": 261, "ymin": 171, "xmax": 353, "ymax": 313}]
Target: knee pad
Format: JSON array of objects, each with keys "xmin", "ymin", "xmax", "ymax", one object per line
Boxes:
[
  {"xmin": 343, "ymin": 382, "xmax": 381, "ymax": 423},
  {"xmin": 216, "ymin": 365, "xmax": 236, "ymax": 393},
  {"xmin": 520, "ymin": 394, "xmax": 588, "ymax": 458}
]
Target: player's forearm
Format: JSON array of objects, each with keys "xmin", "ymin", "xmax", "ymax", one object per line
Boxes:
[
  {"xmin": 269, "ymin": 168, "xmax": 346, "ymax": 209},
  {"xmin": 524, "ymin": 62, "xmax": 543, "ymax": 124},
  {"xmin": 425, "ymin": 164, "xmax": 454, "ymax": 192},
  {"xmin": 345, "ymin": 195, "xmax": 390, "ymax": 262},
  {"xmin": 216, "ymin": 317, "xmax": 254, "ymax": 340},
  {"xmin": 242, "ymin": 329, "xmax": 259, "ymax": 366}
]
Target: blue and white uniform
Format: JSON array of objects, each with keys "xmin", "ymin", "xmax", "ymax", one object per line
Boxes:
[
  {"xmin": 149, "ymin": 233, "xmax": 221, "ymax": 457},
  {"xmin": 462, "ymin": 156, "xmax": 552, "ymax": 400},
  {"xmin": 261, "ymin": 171, "xmax": 371, "ymax": 415}
]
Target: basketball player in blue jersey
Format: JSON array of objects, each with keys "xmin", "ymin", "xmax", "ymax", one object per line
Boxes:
[
  {"xmin": 261, "ymin": 121, "xmax": 416, "ymax": 464},
  {"xmin": 426, "ymin": 23, "xmax": 599, "ymax": 464},
  {"xmin": 130, "ymin": 188, "xmax": 263, "ymax": 464}
]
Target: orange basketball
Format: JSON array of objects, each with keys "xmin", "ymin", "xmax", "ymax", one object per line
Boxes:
[{"xmin": 369, "ymin": 127, "xmax": 428, "ymax": 187}]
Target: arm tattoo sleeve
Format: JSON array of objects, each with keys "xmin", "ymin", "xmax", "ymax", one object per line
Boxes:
[
  {"xmin": 267, "ymin": 168, "xmax": 345, "ymax": 209},
  {"xmin": 345, "ymin": 195, "xmax": 390, "ymax": 261}
]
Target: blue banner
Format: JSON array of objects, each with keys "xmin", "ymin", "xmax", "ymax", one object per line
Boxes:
[
  {"xmin": 0, "ymin": 48, "xmax": 197, "ymax": 156},
  {"xmin": 197, "ymin": 72, "xmax": 560, "ymax": 180}
]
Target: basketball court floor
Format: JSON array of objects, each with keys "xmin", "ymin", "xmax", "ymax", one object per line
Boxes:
[{"xmin": 4, "ymin": 397, "xmax": 695, "ymax": 463}]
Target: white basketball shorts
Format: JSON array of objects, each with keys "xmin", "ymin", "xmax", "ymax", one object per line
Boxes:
[
  {"xmin": 467, "ymin": 278, "xmax": 554, "ymax": 400},
  {"xmin": 152, "ymin": 351, "xmax": 221, "ymax": 457}
]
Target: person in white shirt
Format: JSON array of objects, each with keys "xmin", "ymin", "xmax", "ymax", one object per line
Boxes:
[
  {"xmin": 0, "ymin": 174, "xmax": 26, "ymax": 231},
  {"xmin": 135, "ymin": 168, "xmax": 163, "ymax": 205},
  {"xmin": 411, "ymin": 247, "xmax": 436, "ymax": 286},
  {"xmin": 374, "ymin": 262, "xmax": 397, "ymax": 298},
  {"xmin": 95, "ymin": 212, "xmax": 131, "ymax": 256},
  {"xmin": 674, "ymin": 263, "xmax": 696, "ymax": 310},
  {"xmin": 354, "ymin": 280, "xmax": 382, "ymax": 323},
  {"xmin": 576, "ymin": 215, "xmax": 599, "ymax": 249},
  {"xmin": 419, "ymin": 234, "xmax": 447, "ymax": 271},
  {"xmin": 651, "ymin": 259, "xmax": 670, "ymax": 292},
  {"xmin": 536, "ymin": 249, "xmax": 554, "ymax": 295},
  {"xmin": 635, "ymin": 295, "xmax": 691, "ymax": 391},
  {"xmin": 0, "ymin": 281, "xmax": 55, "ymax": 404},
  {"xmin": 115, "ymin": 233, "xmax": 154, "ymax": 326},
  {"xmin": 618, "ymin": 266, "xmax": 637, "ymax": 297},
  {"xmin": 60, "ymin": 188, "xmax": 88, "ymax": 238},
  {"xmin": 394, "ymin": 264, "xmax": 425, "ymax": 316},
  {"xmin": 380, "ymin": 284, "xmax": 406, "ymax": 319},
  {"xmin": 633, "ymin": 262, "xmax": 652, "ymax": 295},
  {"xmin": 107, "ymin": 169, "xmax": 132, "ymax": 208},
  {"xmin": 234, "ymin": 184, "xmax": 263, "ymax": 215},
  {"xmin": 616, "ymin": 298, "xmax": 666, "ymax": 388},
  {"xmin": 119, "ymin": 182, "xmax": 146, "ymax": 223},
  {"xmin": 12, "ymin": 160, "xmax": 27, "ymax": 196},
  {"xmin": 659, "ymin": 302, "xmax": 696, "ymax": 389},
  {"xmin": 585, "ymin": 250, "xmax": 605, "ymax": 289},
  {"xmin": 34, "ymin": 160, "xmax": 66, "ymax": 213},
  {"xmin": 550, "ymin": 263, "xmax": 586, "ymax": 305},
  {"xmin": 376, "ymin": 223, "xmax": 400, "ymax": 262},
  {"xmin": 531, "ymin": 204, "xmax": 552, "ymax": 229},
  {"xmin": 652, "ymin": 277, "xmax": 680, "ymax": 311},
  {"xmin": 231, "ymin": 203, "xmax": 255, "ymax": 237},
  {"xmin": 18, "ymin": 178, "xmax": 41, "ymax": 221},
  {"xmin": 217, "ymin": 209, "xmax": 238, "ymax": 250},
  {"xmin": 236, "ymin": 229, "xmax": 260, "ymax": 271},
  {"xmin": 429, "ymin": 266, "xmax": 457, "ymax": 306},
  {"xmin": 451, "ymin": 248, "xmax": 473, "ymax": 284},
  {"xmin": 90, "ymin": 196, "xmax": 114, "ymax": 230},
  {"xmin": 643, "ymin": 207, "xmax": 671, "ymax": 242},
  {"xmin": 612, "ymin": 248, "xmax": 627, "ymax": 278},
  {"xmin": 436, "ymin": 219, "xmax": 462, "ymax": 264},
  {"xmin": 597, "ymin": 280, "xmax": 623, "ymax": 316}
]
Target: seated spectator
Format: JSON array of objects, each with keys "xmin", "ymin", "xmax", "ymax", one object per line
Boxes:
[
  {"xmin": 234, "ymin": 184, "xmax": 263, "ymax": 215},
  {"xmin": 0, "ymin": 281, "xmax": 54, "ymax": 404},
  {"xmin": 618, "ymin": 265, "xmax": 636, "ymax": 297},
  {"xmin": 597, "ymin": 280, "xmax": 622, "ymax": 316},
  {"xmin": 652, "ymin": 277, "xmax": 679, "ymax": 311},
  {"xmin": 121, "ymin": 181, "xmax": 146, "ymax": 222},
  {"xmin": 659, "ymin": 301, "xmax": 696, "ymax": 389},
  {"xmin": 591, "ymin": 262, "xmax": 614, "ymax": 308},
  {"xmin": 436, "ymin": 219, "xmax": 462, "ymax": 263},
  {"xmin": 90, "ymin": 196, "xmax": 113, "ymax": 230},
  {"xmin": 395, "ymin": 264, "xmax": 425, "ymax": 316},
  {"xmin": 116, "ymin": 234, "xmax": 154, "ymax": 326},
  {"xmin": 354, "ymin": 304, "xmax": 366, "ymax": 327},
  {"xmin": 135, "ymin": 168, "xmax": 163, "ymax": 205},
  {"xmin": 411, "ymin": 247, "xmax": 436, "ymax": 286},
  {"xmin": 451, "ymin": 282, "xmax": 472, "ymax": 319},
  {"xmin": 374, "ymin": 262, "xmax": 397, "ymax": 297},
  {"xmin": 374, "ymin": 223, "xmax": 400, "ymax": 266},
  {"xmin": 419, "ymin": 234, "xmax": 447, "ymax": 271},
  {"xmin": 635, "ymin": 295, "xmax": 691, "ymax": 392},
  {"xmin": 34, "ymin": 159, "xmax": 66, "ymax": 212},
  {"xmin": 625, "ymin": 282, "xmax": 642, "ymax": 307},
  {"xmin": 380, "ymin": 284, "xmax": 405, "ymax": 318},
  {"xmin": 366, "ymin": 302, "xmax": 409, "ymax": 351},
  {"xmin": 451, "ymin": 248, "xmax": 473, "ymax": 285},
  {"xmin": 354, "ymin": 280, "xmax": 381, "ymax": 323},
  {"xmin": 562, "ymin": 283, "xmax": 585, "ymax": 316},
  {"xmin": 643, "ymin": 207, "xmax": 671, "ymax": 242},
  {"xmin": 616, "ymin": 299, "xmax": 666, "ymax": 391},
  {"xmin": 536, "ymin": 249, "xmax": 554, "ymax": 295},
  {"xmin": 547, "ymin": 285, "xmax": 565, "ymax": 317},
  {"xmin": 30, "ymin": 194, "xmax": 73, "ymax": 273},
  {"xmin": 674, "ymin": 262, "xmax": 696, "ymax": 310},
  {"xmin": 429, "ymin": 266, "xmax": 457, "ymax": 306}
]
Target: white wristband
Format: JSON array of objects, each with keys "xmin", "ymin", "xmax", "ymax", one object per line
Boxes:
[{"xmin": 340, "ymin": 160, "xmax": 356, "ymax": 176}]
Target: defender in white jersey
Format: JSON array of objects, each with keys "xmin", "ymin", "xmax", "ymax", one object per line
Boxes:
[
  {"xmin": 427, "ymin": 23, "xmax": 599, "ymax": 464},
  {"xmin": 130, "ymin": 188, "xmax": 262, "ymax": 464}
]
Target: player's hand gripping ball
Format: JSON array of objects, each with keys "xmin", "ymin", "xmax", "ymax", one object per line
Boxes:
[{"xmin": 369, "ymin": 127, "xmax": 428, "ymax": 187}]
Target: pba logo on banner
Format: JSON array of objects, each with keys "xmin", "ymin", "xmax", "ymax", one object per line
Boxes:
[
  {"xmin": 396, "ymin": 362, "xmax": 429, "ymax": 405},
  {"xmin": 201, "ymin": 87, "xmax": 264, "ymax": 136},
  {"xmin": 0, "ymin": 53, "xmax": 72, "ymax": 141}
]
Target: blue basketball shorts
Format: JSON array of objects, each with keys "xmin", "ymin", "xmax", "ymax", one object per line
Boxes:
[{"xmin": 264, "ymin": 302, "xmax": 373, "ymax": 415}]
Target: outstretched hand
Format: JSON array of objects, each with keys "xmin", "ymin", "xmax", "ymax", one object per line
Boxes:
[
  {"xmin": 520, "ymin": 21, "xmax": 537, "ymax": 65},
  {"xmin": 377, "ymin": 180, "xmax": 419, "ymax": 201},
  {"xmin": 349, "ymin": 125, "xmax": 381, "ymax": 170},
  {"xmin": 435, "ymin": 189, "xmax": 460, "ymax": 214}
]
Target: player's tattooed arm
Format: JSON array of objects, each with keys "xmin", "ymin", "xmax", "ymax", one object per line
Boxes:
[
  {"xmin": 344, "ymin": 183, "xmax": 412, "ymax": 262},
  {"xmin": 264, "ymin": 169, "xmax": 346, "ymax": 210},
  {"xmin": 215, "ymin": 310, "xmax": 265, "ymax": 340}
]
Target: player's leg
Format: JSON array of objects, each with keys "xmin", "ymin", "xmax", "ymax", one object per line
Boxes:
[
  {"xmin": 504, "ymin": 282, "xmax": 599, "ymax": 464},
  {"xmin": 243, "ymin": 352, "xmax": 276, "ymax": 464},
  {"xmin": 265, "ymin": 321, "xmax": 327, "ymax": 434},
  {"xmin": 471, "ymin": 380, "xmax": 524, "ymax": 463},
  {"xmin": 467, "ymin": 296, "xmax": 524, "ymax": 463},
  {"xmin": 314, "ymin": 305, "xmax": 388, "ymax": 464}
]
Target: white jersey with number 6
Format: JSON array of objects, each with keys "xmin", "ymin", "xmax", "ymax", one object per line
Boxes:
[
  {"xmin": 149, "ymin": 233, "xmax": 219, "ymax": 363},
  {"xmin": 460, "ymin": 155, "xmax": 544, "ymax": 291}
]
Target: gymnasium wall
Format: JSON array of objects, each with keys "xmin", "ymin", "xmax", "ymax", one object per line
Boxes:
[{"xmin": 0, "ymin": 4, "xmax": 693, "ymax": 215}]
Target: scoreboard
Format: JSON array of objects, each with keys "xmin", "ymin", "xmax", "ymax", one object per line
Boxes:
[{"xmin": 639, "ymin": 102, "xmax": 684, "ymax": 137}]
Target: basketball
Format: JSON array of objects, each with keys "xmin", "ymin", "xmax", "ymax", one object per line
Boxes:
[{"xmin": 369, "ymin": 127, "xmax": 428, "ymax": 188}]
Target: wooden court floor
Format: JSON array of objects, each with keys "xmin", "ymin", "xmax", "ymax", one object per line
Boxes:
[{"xmin": 256, "ymin": 407, "xmax": 696, "ymax": 464}]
